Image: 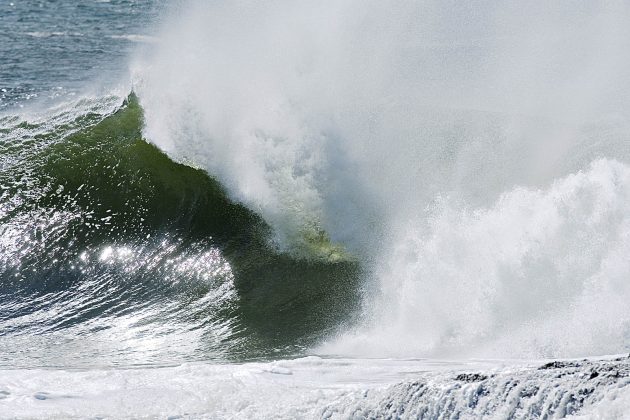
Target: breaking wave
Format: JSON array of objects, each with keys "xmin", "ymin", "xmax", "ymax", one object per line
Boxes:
[
  {"xmin": 0, "ymin": 95, "xmax": 360, "ymax": 368},
  {"xmin": 133, "ymin": 0, "xmax": 630, "ymax": 360}
]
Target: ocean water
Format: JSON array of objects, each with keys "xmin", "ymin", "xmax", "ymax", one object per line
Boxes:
[{"xmin": 2, "ymin": 0, "xmax": 630, "ymax": 418}]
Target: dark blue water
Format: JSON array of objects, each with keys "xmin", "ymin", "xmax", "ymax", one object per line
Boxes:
[{"xmin": 0, "ymin": 0, "xmax": 162, "ymax": 110}]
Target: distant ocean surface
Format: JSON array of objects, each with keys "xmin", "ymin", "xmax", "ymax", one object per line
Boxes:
[{"xmin": 0, "ymin": 0, "xmax": 160, "ymax": 109}]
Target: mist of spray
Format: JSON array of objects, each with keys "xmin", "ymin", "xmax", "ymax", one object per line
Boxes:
[{"xmin": 135, "ymin": 0, "xmax": 630, "ymax": 358}]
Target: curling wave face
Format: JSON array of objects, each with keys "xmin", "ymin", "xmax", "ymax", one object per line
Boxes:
[{"xmin": 0, "ymin": 95, "xmax": 361, "ymax": 368}]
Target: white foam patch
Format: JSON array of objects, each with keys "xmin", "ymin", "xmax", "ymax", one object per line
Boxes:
[
  {"xmin": 1, "ymin": 357, "xmax": 628, "ymax": 419},
  {"xmin": 109, "ymin": 34, "xmax": 157, "ymax": 43}
]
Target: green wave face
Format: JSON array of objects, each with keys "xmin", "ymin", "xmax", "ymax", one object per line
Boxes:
[{"xmin": 0, "ymin": 95, "xmax": 361, "ymax": 367}]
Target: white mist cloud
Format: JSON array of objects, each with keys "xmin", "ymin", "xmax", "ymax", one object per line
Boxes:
[{"xmin": 135, "ymin": 0, "xmax": 630, "ymax": 358}]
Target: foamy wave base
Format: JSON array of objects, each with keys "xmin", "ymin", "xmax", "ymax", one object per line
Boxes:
[
  {"xmin": 325, "ymin": 158, "xmax": 630, "ymax": 360},
  {"xmin": 1, "ymin": 356, "xmax": 629, "ymax": 419}
]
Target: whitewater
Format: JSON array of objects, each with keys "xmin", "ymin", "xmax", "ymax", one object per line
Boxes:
[{"xmin": 2, "ymin": 0, "xmax": 630, "ymax": 418}]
